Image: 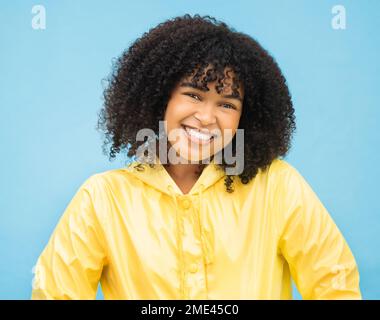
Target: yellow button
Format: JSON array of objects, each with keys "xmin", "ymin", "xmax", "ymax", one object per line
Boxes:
[
  {"xmin": 189, "ymin": 263, "xmax": 198, "ymax": 273},
  {"xmin": 181, "ymin": 199, "xmax": 191, "ymax": 210}
]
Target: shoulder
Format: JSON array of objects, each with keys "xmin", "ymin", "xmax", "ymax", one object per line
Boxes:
[
  {"xmin": 267, "ymin": 158, "xmax": 298, "ymax": 174},
  {"xmin": 264, "ymin": 158, "xmax": 314, "ymax": 205},
  {"xmin": 264, "ymin": 158, "xmax": 303, "ymax": 184},
  {"xmin": 79, "ymin": 165, "xmax": 140, "ymax": 195}
]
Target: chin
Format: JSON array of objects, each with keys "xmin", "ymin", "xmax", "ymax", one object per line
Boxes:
[{"xmin": 170, "ymin": 146, "xmax": 215, "ymax": 164}]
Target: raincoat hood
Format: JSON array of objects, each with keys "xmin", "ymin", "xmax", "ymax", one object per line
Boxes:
[{"xmin": 126, "ymin": 155, "xmax": 226, "ymax": 197}]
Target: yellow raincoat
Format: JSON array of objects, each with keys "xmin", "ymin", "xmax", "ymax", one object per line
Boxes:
[{"xmin": 31, "ymin": 156, "xmax": 361, "ymax": 299}]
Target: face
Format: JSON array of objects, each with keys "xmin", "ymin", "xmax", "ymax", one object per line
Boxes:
[{"xmin": 163, "ymin": 66, "xmax": 244, "ymax": 163}]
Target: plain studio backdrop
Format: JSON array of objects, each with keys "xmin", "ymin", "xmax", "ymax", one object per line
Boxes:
[{"xmin": 0, "ymin": 0, "xmax": 379, "ymax": 299}]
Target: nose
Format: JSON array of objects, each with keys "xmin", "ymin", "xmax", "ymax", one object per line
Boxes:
[{"xmin": 194, "ymin": 103, "xmax": 217, "ymax": 126}]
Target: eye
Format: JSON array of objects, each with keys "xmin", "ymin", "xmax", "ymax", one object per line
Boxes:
[
  {"xmin": 183, "ymin": 93, "xmax": 237, "ymax": 110},
  {"xmin": 183, "ymin": 93, "xmax": 201, "ymax": 101},
  {"xmin": 221, "ymin": 103, "xmax": 237, "ymax": 110}
]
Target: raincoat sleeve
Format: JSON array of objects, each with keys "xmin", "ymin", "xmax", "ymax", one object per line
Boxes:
[
  {"xmin": 31, "ymin": 176, "xmax": 108, "ymax": 300},
  {"xmin": 275, "ymin": 165, "xmax": 362, "ymax": 299}
]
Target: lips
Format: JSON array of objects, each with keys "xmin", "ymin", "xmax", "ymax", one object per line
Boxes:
[
  {"xmin": 182, "ymin": 125, "xmax": 217, "ymax": 136},
  {"xmin": 182, "ymin": 125, "xmax": 215, "ymax": 145}
]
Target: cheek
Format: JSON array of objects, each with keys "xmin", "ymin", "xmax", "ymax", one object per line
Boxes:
[
  {"xmin": 219, "ymin": 114, "xmax": 240, "ymax": 133},
  {"xmin": 214, "ymin": 114, "xmax": 241, "ymax": 148},
  {"xmin": 163, "ymin": 104, "xmax": 188, "ymax": 142},
  {"xmin": 165, "ymin": 102, "xmax": 194, "ymax": 127}
]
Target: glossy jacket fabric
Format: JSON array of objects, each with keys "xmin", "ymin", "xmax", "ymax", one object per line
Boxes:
[{"xmin": 31, "ymin": 156, "xmax": 362, "ymax": 299}]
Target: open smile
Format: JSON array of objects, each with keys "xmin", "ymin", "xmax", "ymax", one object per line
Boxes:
[{"xmin": 181, "ymin": 125, "xmax": 215, "ymax": 145}]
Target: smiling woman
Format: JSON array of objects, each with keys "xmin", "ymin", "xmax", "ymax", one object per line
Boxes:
[
  {"xmin": 163, "ymin": 65, "xmax": 244, "ymax": 168},
  {"xmin": 31, "ymin": 14, "xmax": 362, "ymax": 300},
  {"xmin": 96, "ymin": 14, "xmax": 297, "ymax": 193}
]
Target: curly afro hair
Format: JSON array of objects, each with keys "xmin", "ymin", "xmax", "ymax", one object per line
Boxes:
[{"xmin": 97, "ymin": 14, "xmax": 296, "ymax": 193}]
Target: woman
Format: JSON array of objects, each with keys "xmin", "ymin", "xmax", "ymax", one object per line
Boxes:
[{"xmin": 31, "ymin": 14, "xmax": 361, "ymax": 299}]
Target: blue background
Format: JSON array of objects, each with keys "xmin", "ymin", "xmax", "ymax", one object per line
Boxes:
[{"xmin": 0, "ymin": 0, "xmax": 379, "ymax": 299}]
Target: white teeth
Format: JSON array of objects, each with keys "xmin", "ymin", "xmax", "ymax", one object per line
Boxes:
[{"xmin": 184, "ymin": 127, "xmax": 212, "ymax": 140}]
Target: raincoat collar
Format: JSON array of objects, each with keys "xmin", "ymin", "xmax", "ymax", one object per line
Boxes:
[{"xmin": 125, "ymin": 154, "xmax": 226, "ymax": 196}]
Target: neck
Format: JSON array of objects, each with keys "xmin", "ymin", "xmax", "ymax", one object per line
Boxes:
[
  {"xmin": 156, "ymin": 150, "xmax": 208, "ymax": 180},
  {"xmin": 163, "ymin": 162, "xmax": 204, "ymax": 180}
]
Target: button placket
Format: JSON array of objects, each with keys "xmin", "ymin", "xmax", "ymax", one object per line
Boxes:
[
  {"xmin": 186, "ymin": 262, "xmax": 207, "ymax": 299},
  {"xmin": 178, "ymin": 196, "xmax": 207, "ymax": 298},
  {"xmin": 181, "ymin": 198, "xmax": 191, "ymax": 210},
  {"xmin": 189, "ymin": 263, "xmax": 199, "ymax": 273}
]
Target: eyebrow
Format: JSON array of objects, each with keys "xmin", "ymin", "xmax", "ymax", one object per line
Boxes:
[{"xmin": 179, "ymin": 82, "xmax": 243, "ymax": 102}]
